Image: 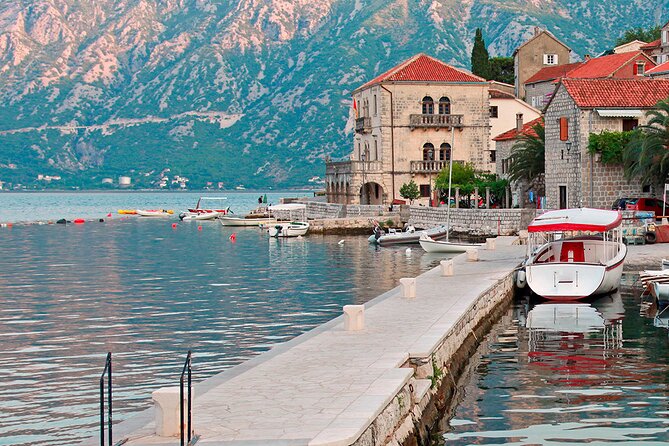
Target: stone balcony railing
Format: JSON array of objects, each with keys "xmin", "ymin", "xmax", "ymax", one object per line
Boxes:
[
  {"xmin": 409, "ymin": 114, "xmax": 464, "ymax": 129},
  {"xmin": 410, "ymin": 160, "xmax": 449, "ymax": 173},
  {"xmin": 326, "ymin": 160, "xmax": 383, "ymax": 175},
  {"xmin": 355, "ymin": 117, "xmax": 372, "ymax": 134}
]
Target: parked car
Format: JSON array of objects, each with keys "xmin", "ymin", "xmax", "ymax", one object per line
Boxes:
[{"xmin": 612, "ymin": 197, "xmax": 667, "ymax": 217}]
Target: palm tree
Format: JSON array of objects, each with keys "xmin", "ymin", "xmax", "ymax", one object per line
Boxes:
[
  {"xmin": 507, "ymin": 119, "xmax": 545, "ymax": 200},
  {"xmin": 623, "ymin": 99, "xmax": 669, "ymax": 188}
]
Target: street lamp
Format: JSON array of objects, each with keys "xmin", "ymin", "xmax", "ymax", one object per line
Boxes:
[
  {"xmin": 427, "ymin": 147, "xmax": 434, "ymax": 207},
  {"xmin": 565, "ymin": 141, "xmax": 572, "ymax": 155}
]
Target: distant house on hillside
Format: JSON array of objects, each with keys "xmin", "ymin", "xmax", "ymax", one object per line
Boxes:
[
  {"xmin": 640, "ymin": 20, "xmax": 669, "ymax": 63},
  {"xmin": 543, "ymin": 78, "xmax": 669, "ymax": 209},
  {"xmin": 513, "ymin": 28, "xmax": 571, "ymax": 100},
  {"xmin": 613, "ymin": 40, "xmax": 648, "ymax": 54},
  {"xmin": 324, "ymin": 53, "xmax": 490, "ymax": 206},
  {"xmin": 524, "ymin": 51, "xmax": 656, "ymax": 110}
]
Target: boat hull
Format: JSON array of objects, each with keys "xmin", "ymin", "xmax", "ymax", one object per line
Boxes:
[
  {"xmin": 136, "ymin": 209, "xmax": 173, "ymax": 217},
  {"xmin": 269, "ymin": 222, "xmax": 309, "ymax": 237},
  {"xmin": 219, "ymin": 216, "xmax": 277, "ymax": 227},
  {"xmin": 418, "ymin": 238, "xmax": 483, "ymax": 253},
  {"xmin": 369, "ymin": 225, "xmax": 449, "ymax": 246}
]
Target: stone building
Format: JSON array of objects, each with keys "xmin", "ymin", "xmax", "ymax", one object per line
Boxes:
[
  {"xmin": 513, "ymin": 28, "xmax": 571, "ymax": 100},
  {"xmin": 543, "ymin": 78, "xmax": 669, "ymax": 209},
  {"xmin": 524, "ymin": 62, "xmax": 582, "ymax": 109},
  {"xmin": 614, "ymin": 40, "xmax": 649, "ymax": 54},
  {"xmin": 641, "ymin": 20, "xmax": 669, "ymax": 64},
  {"xmin": 325, "ymin": 53, "xmax": 490, "ymax": 206},
  {"xmin": 493, "ymin": 116, "xmax": 543, "ymax": 208}
]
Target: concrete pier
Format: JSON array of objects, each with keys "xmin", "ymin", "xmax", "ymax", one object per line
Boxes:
[{"xmin": 98, "ymin": 237, "xmax": 526, "ymax": 446}]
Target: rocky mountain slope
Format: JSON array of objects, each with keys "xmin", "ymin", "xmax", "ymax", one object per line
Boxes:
[{"xmin": 0, "ymin": 0, "xmax": 667, "ymax": 189}]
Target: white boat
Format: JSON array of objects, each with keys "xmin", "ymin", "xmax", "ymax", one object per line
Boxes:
[
  {"xmin": 179, "ymin": 197, "xmax": 230, "ymax": 220},
  {"xmin": 136, "ymin": 209, "xmax": 174, "ymax": 217},
  {"xmin": 368, "ymin": 224, "xmax": 449, "ymax": 246},
  {"xmin": 269, "ymin": 221, "xmax": 309, "ymax": 237},
  {"xmin": 524, "ymin": 208, "xmax": 627, "ymax": 301},
  {"xmin": 219, "ymin": 216, "xmax": 277, "ymax": 227},
  {"xmin": 418, "ymin": 233, "xmax": 484, "ymax": 253}
]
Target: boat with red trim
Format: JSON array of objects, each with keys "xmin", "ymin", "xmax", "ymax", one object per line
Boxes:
[
  {"xmin": 179, "ymin": 196, "xmax": 230, "ymax": 221},
  {"xmin": 524, "ymin": 208, "xmax": 627, "ymax": 301}
]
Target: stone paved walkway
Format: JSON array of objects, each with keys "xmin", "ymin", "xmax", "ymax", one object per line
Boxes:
[{"xmin": 96, "ymin": 238, "xmax": 525, "ymax": 446}]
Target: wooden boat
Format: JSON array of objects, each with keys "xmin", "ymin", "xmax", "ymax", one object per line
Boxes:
[
  {"xmin": 179, "ymin": 196, "xmax": 230, "ymax": 220},
  {"xmin": 524, "ymin": 208, "xmax": 627, "ymax": 301},
  {"xmin": 269, "ymin": 221, "xmax": 309, "ymax": 237},
  {"xmin": 368, "ymin": 225, "xmax": 449, "ymax": 246},
  {"xmin": 136, "ymin": 209, "xmax": 174, "ymax": 217},
  {"xmin": 418, "ymin": 233, "xmax": 484, "ymax": 253}
]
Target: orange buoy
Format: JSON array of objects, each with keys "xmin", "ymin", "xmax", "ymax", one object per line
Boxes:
[
  {"xmin": 229, "ymin": 233, "xmax": 237, "ymax": 242},
  {"xmin": 74, "ymin": 219, "xmax": 85, "ymax": 224},
  {"xmin": 172, "ymin": 223, "xmax": 178, "ymax": 229}
]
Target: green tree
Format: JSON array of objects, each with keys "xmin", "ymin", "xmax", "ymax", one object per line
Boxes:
[
  {"xmin": 507, "ymin": 119, "xmax": 545, "ymax": 196},
  {"xmin": 399, "ymin": 179, "xmax": 420, "ymax": 204},
  {"xmin": 615, "ymin": 26, "xmax": 661, "ymax": 46},
  {"xmin": 471, "ymin": 28, "xmax": 491, "ymax": 80},
  {"xmin": 488, "ymin": 57, "xmax": 515, "ymax": 84},
  {"xmin": 623, "ymin": 99, "xmax": 669, "ymax": 189}
]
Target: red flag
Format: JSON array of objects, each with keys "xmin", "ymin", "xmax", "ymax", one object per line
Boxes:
[{"xmin": 352, "ymin": 99, "xmax": 358, "ymax": 118}]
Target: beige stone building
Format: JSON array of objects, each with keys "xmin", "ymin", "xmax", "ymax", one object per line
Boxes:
[
  {"xmin": 543, "ymin": 78, "xmax": 669, "ymax": 209},
  {"xmin": 325, "ymin": 53, "xmax": 490, "ymax": 206},
  {"xmin": 514, "ymin": 28, "xmax": 571, "ymax": 100}
]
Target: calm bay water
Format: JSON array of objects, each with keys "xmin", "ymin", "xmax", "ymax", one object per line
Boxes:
[
  {"xmin": 433, "ymin": 287, "xmax": 669, "ymax": 445},
  {"xmin": 0, "ymin": 192, "xmax": 441, "ymax": 446}
]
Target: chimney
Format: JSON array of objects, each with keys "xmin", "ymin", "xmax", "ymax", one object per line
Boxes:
[
  {"xmin": 584, "ymin": 54, "xmax": 591, "ymax": 61},
  {"xmin": 534, "ymin": 26, "xmax": 541, "ymax": 36},
  {"xmin": 516, "ymin": 113, "xmax": 524, "ymax": 132}
]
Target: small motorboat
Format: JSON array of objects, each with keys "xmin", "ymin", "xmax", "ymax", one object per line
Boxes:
[
  {"xmin": 269, "ymin": 221, "xmax": 309, "ymax": 237},
  {"xmin": 136, "ymin": 209, "xmax": 174, "ymax": 217},
  {"xmin": 418, "ymin": 233, "xmax": 484, "ymax": 253},
  {"xmin": 118, "ymin": 209, "xmax": 137, "ymax": 215},
  {"xmin": 524, "ymin": 208, "xmax": 627, "ymax": 301},
  {"xmin": 368, "ymin": 224, "xmax": 449, "ymax": 246},
  {"xmin": 179, "ymin": 196, "xmax": 230, "ymax": 220}
]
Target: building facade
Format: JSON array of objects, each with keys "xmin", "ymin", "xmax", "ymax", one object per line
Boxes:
[
  {"xmin": 325, "ymin": 54, "xmax": 490, "ymax": 206},
  {"xmin": 543, "ymin": 78, "xmax": 669, "ymax": 209},
  {"xmin": 514, "ymin": 28, "xmax": 571, "ymax": 100}
]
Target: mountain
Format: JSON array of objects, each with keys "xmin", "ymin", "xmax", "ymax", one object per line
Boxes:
[{"xmin": 0, "ymin": 0, "xmax": 667, "ymax": 189}]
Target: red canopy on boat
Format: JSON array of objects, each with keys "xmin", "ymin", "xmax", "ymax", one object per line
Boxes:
[{"xmin": 527, "ymin": 208, "xmax": 622, "ymax": 233}]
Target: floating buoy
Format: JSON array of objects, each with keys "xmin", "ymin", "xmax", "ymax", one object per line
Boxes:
[
  {"xmin": 229, "ymin": 233, "xmax": 237, "ymax": 242},
  {"xmin": 171, "ymin": 223, "xmax": 178, "ymax": 229},
  {"xmin": 198, "ymin": 225, "xmax": 202, "ymax": 231},
  {"xmin": 107, "ymin": 213, "xmax": 112, "ymax": 217},
  {"xmin": 338, "ymin": 239, "xmax": 345, "ymax": 245},
  {"xmin": 56, "ymin": 219, "xmax": 67, "ymax": 224},
  {"xmin": 405, "ymin": 247, "xmax": 412, "ymax": 256},
  {"xmin": 99, "ymin": 218, "xmax": 105, "ymax": 222},
  {"xmin": 73, "ymin": 218, "xmax": 85, "ymax": 224}
]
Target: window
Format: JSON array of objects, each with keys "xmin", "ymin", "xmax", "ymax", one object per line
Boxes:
[
  {"xmin": 422, "ymin": 96, "xmax": 434, "ymax": 114},
  {"xmin": 420, "ymin": 184, "xmax": 431, "ymax": 197},
  {"xmin": 559, "ymin": 117, "xmax": 569, "ymax": 141},
  {"xmin": 623, "ymin": 119, "xmax": 638, "ymax": 131},
  {"xmin": 643, "ymin": 184, "xmax": 651, "ymax": 193},
  {"xmin": 422, "ymin": 143, "xmax": 435, "ymax": 161},
  {"xmin": 634, "ymin": 62, "xmax": 645, "ymax": 76},
  {"xmin": 490, "ymin": 150, "xmax": 496, "ymax": 163},
  {"xmin": 362, "ymin": 99, "xmax": 369, "ymax": 117},
  {"xmin": 373, "ymin": 94, "xmax": 378, "ymax": 116},
  {"xmin": 374, "ymin": 139, "xmax": 378, "ymax": 160},
  {"xmin": 438, "ymin": 97, "xmax": 451, "ymax": 114},
  {"xmin": 489, "ymin": 106, "xmax": 499, "ymax": 118},
  {"xmin": 664, "ymin": 30, "xmax": 669, "ymax": 44},
  {"xmin": 544, "ymin": 54, "xmax": 558, "ymax": 65},
  {"xmin": 502, "ymin": 158, "xmax": 508, "ymax": 174},
  {"xmin": 439, "ymin": 143, "xmax": 451, "ymax": 161}
]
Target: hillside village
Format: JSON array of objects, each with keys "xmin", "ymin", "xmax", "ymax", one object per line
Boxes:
[{"xmin": 325, "ymin": 23, "xmax": 669, "ymax": 211}]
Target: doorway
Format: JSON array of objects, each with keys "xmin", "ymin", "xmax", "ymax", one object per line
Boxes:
[{"xmin": 559, "ymin": 185, "xmax": 567, "ymax": 209}]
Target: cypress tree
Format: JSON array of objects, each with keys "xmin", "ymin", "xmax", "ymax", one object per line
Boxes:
[{"xmin": 471, "ymin": 28, "xmax": 491, "ymax": 79}]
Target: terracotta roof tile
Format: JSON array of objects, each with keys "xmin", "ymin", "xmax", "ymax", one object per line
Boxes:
[
  {"xmin": 525, "ymin": 62, "xmax": 583, "ymax": 84},
  {"xmin": 561, "ymin": 78, "xmax": 669, "ymax": 108},
  {"xmin": 356, "ymin": 53, "xmax": 485, "ymax": 91},
  {"xmin": 647, "ymin": 59, "xmax": 669, "ymax": 74},
  {"xmin": 489, "ymin": 89, "xmax": 515, "ymax": 99},
  {"xmin": 493, "ymin": 117, "xmax": 543, "ymax": 141},
  {"xmin": 641, "ymin": 38, "xmax": 661, "ymax": 49},
  {"xmin": 566, "ymin": 51, "xmax": 654, "ymax": 78}
]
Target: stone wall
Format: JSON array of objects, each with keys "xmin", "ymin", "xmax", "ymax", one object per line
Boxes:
[
  {"xmin": 305, "ymin": 202, "xmax": 395, "ymax": 219},
  {"xmin": 408, "ymin": 206, "xmax": 535, "ymax": 236}
]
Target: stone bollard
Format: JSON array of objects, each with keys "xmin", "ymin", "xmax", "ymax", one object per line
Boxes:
[
  {"xmin": 399, "ymin": 277, "xmax": 416, "ymax": 298},
  {"xmin": 152, "ymin": 387, "xmax": 193, "ymax": 437},
  {"xmin": 467, "ymin": 248, "xmax": 478, "ymax": 262},
  {"xmin": 440, "ymin": 259, "xmax": 454, "ymax": 276},
  {"xmin": 343, "ymin": 305, "xmax": 365, "ymax": 331},
  {"xmin": 486, "ymin": 238, "xmax": 496, "ymax": 250}
]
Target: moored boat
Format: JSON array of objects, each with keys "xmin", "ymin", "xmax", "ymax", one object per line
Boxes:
[
  {"xmin": 118, "ymin": 209, "xmax": 137, "ymax": 215},
  {"xmin": 179, "ymin": 196, "xmax": 230, "ymax": 220},
  {"xmin": 368, "ymin": 224, "xmax": 449, "ymax": 246},
  {"xmin": 524, "ymin": 208, "xmax": 627, "ymax": 301},
  {"xmin": 269, "ymin": 221, "xmax": 309, "ymax": 237},
  {"xmin": 418, "ymin": 233, "xmax": 484, "ymax": 253},
  {"xmin": 136, "ymin": 209, "xmax": 174, "ymax": 217}
]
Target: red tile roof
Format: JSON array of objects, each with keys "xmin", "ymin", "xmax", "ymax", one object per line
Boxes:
[
  {"xmin": 561, "ymin": 78, "xmax": 669, "ymax": 108},
  {"xmin": 566, "ymin": 51, "xmax": 654, "ymax": 78},
  {"xmin": 647, "ymin": 60, "xmax": 669, "ymax": 75},
  {"xmin": 641, "ymin": 38, "xmax": 661, "ymax": 50},
  {"xmin": 493, "ymin": 117, "xmax": 543, "ymax": 141},
  {"xmin": 356, "ymin": 53, "xmax": 485, "ymax": 91},
  {"xmin": 525, "ymin": 62, "xmax": 583, "ymax": 84},
  {"xmin": 489, "ymin": 89, "xmax": 515, "ymax": 99}
]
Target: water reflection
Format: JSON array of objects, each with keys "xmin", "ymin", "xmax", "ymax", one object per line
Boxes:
[{"xmin": 434, "ymin": 291, "xmax": 669, "ymax": 445}]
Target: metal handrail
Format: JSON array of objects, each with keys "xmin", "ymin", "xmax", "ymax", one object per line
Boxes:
[
  {"xmin": 180, "ymin": 350, "xmax": 192, "ymax": 446},
  {"xmin": 100, "ymin": 352, "xmax": 112, "ymax": 446}
]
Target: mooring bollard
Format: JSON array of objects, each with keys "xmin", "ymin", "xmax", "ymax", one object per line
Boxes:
[
  {"xmin": 399, "ymin": 277, "xmax": 416, "ymax": 298},
  {"xmin": 467, "ymin": 248, "xmax": 478, "ymax": 262},
  {"xmin": 152, "ymin": 387, "xmax": 193, "ymax": 437},
  {"xmin": 343, "ymin": 305, "xmax": 365, "ymax": 331},
  {"xmin": 440, "ymin": 259, "xmax": 454, "ymax": 276},
  {"xmin": 486, "ymin": 238, "xmax": 496, "ymax": 250}
]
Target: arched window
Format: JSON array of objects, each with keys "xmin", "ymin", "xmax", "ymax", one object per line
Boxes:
[
  {"xmin": 440, "ymin": 143, "xmax": 451, "ymax": 161},
  {"xmin": 422, "ymin": 96, "xmax": 434, "ymax": 115},
  {"xmin": 439, "ymin": 97, "xmax": 451, "ymax": 115},
  {"xmin": 423, "ymin": 143, "xmax": 435, "ymax": 161}
]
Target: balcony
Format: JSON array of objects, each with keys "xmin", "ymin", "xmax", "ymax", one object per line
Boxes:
[
  {"xmin": 410, "ymin": 160, "xmax": 449, "ymax": 173},
  {"xmin": 326, "ymin": 159, "xmax": 383, "ymax": 175},
  {"xmin": 355, "ymin": 117, "xmax": 372, "ymax": 134},
  {"xmin": 409, "ymin": 114, "xmax": 464, "ymax": 129}
]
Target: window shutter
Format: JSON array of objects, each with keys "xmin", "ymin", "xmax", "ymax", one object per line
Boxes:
[
  {"xmin": 559, "ymin": 117, "xmax": 568, "ymax": 141},
  {"xmin": 554, "ymin": 55, "xmax": 558, "ymax": 64},
  {"xmin": 633, "ymin": 63, "xmax": 638, "ymax": 75},
  {"xmin": 543, "ymin": 54, "xmax": 548, "ymax": 64}
]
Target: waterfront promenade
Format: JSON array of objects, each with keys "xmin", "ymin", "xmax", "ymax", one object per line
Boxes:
[{"xmin": 98, "ymin": 238, "xmax": 526, "ymax": 446}]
